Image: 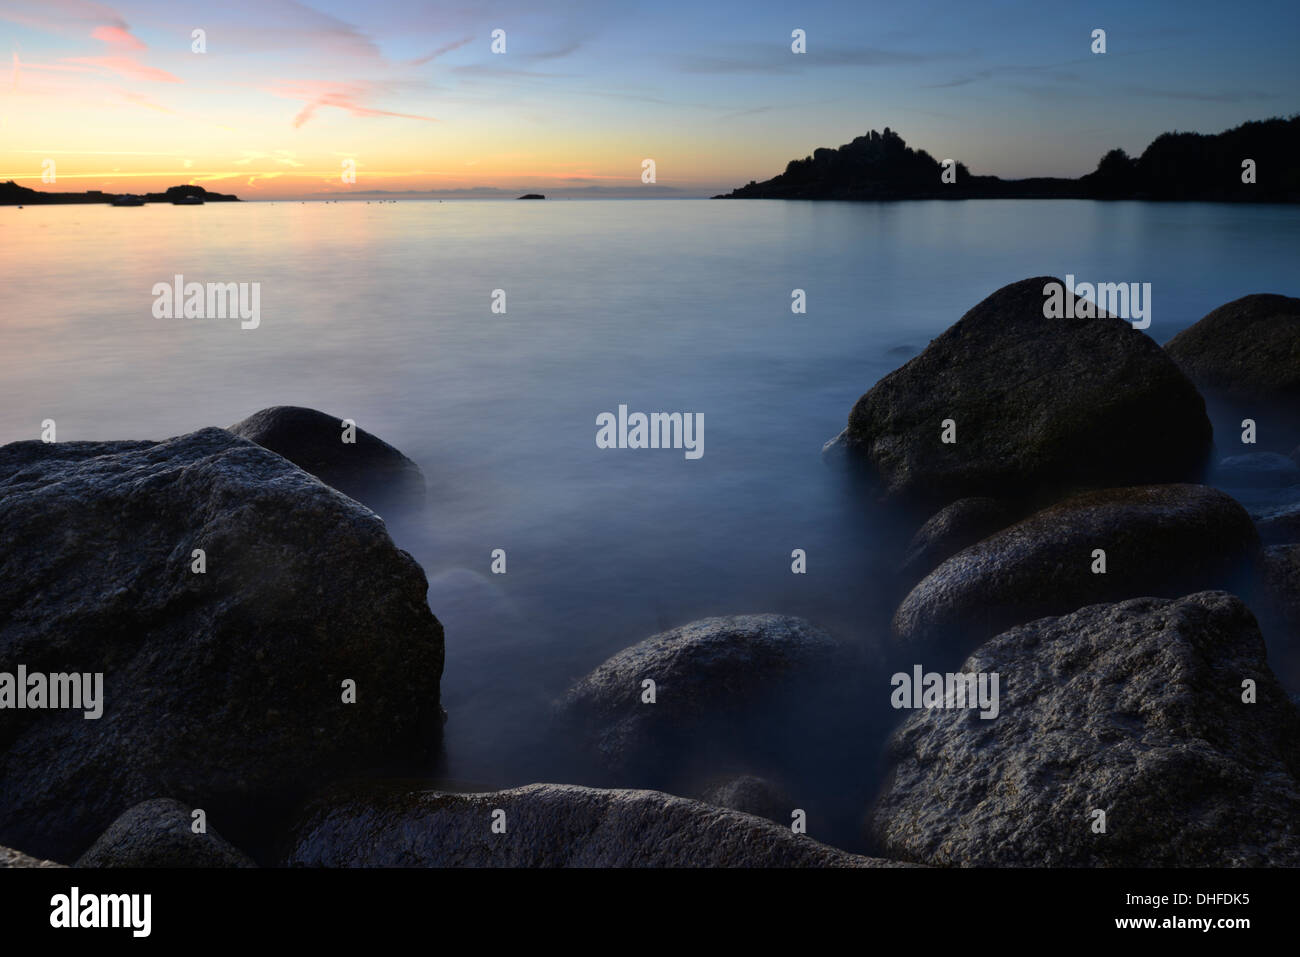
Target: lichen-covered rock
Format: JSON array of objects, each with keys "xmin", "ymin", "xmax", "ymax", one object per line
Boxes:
[
  {"xmin": 556, "ymin": 615, "xmax": 840, "ymax": 777},
  {"xmin": 0, "ymin": 428, "xmax": 444, "ymax": 862},
  {"xmin": 893, "ymin": 484, "xmax": 1259, "ymax": 655},
  {"xmin": 229, "ymin": 406, "xmax": 425, "ymax": 509},
  {"xmin": 288, "ymin": 782, "xmax": 906, "ymax": 867},
  {"xmin": 871, "ymin": 592, "xmax": 1300, "ymax": 866},
  {"xmin": 76, "ymin": 799, "xmax": 257, "ymax": 868},
  {"xmin": 830, "ymin": 277, "xmax": 1212, "ymax": 506}
]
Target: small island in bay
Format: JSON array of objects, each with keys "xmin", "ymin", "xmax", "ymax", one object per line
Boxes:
[
  {"xmin": 715, "ymin": 116, "xmax": 1300, "ymax": 203},
  {"xmin": 0, "ymin": 183, "xmax": 240, "ymax": 206},
  {"xmin": 517, "ymin": 193, "xmax": 546, "ymax": 200}
]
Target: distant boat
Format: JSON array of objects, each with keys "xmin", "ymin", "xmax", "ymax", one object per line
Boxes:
[
  {"xmin": 111, "ymin": 195, "xmax": 145, "ymax": 206},
  {"xmin": 171, "ymin": 195, "xmax": 204, "ymax": 206}
]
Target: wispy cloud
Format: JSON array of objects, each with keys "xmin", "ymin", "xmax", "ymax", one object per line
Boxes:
[{"xmin": 681, "ymin": 44, "xmax": 959, "ymax": 75}]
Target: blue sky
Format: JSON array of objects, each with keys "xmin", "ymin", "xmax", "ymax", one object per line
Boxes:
[{"xmin": 2, "ymin": 0, "xmax": 1296, "ymax": 197}]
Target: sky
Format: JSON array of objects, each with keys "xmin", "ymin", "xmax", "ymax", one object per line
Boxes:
[{"xmin": 1, "ymin": 0, "xmax": 1297, "ymax": 199}]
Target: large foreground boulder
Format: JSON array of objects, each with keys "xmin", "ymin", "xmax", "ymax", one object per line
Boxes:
[
  {"xmin": 1165, "ymin": 293, "xmax": 1300, "ymax": 451},
  {"xmin": 555, "ymin": 615, "xmax": 840, "ymax": 778},
  {"xmin": 893, "ymin": 484, "xmax": 1259, "ymax": 654},
  {"xmin": 76, "ymin": 799, "xmax": 257, "ymax": 868},
  {"xmin": 288, "ymin": 783, "xmax": 904, "ymax": 867},
  {"xmin": 828, "ymin": 277, "xmax": 1212, "ymax": 506},
  {"xmin": 0, "ymin": 428, "xmax": 444, "ymax": 862},
  {"xmin": 872, "ymin": 592, "xmax": 1300, "ymax": 866},
  {"xmin": 228, "ymin": 406, "xmax": 425, "ymax": 510}
]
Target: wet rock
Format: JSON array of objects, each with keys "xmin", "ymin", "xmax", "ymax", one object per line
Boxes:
[
  {"xmin": 871, "ymin": 592, "xmax": 1300, "ymax": 866},
  {"xmin": 900, "ymin": 497, "xmax": 1019, "ymax": 582},
  {"xmin": 830, "ymin": 277, "xmax": 1212, "ymax": 507},
  {"xmin": 893, "ymin": 484, "xmax": 1259, "ymax": 655},
  {"xmin": 700, "ymin": 774, "xmax": 793, "ymax": 825},
  {"xmin": 77, "ymin": 799, "xmax": 257, "ymax": 868},
  {"xmin": 288, "ymin": 782, "xmax": 906, "ymax": 867},
  {"xmin": 1257, "ymin": 503, "xmax": 1300, "ymax": 545},
  {"xmin": 1165, "ymin": 293, "xmax": 1300, "ymax": 451},
  {"xmin": 229, "ymin": 406, "xmax": 425, "ymax": 510},
  {"xmin": 1213, "ymin": 452, "xmax": 1300, "ymax": 488},
  {"xmin": 1261, "ymin": 545, "xmax": 1300, "ymax": 635},
  {"xmin": 556, "ymin": 615, "xmax": 840, "ymax": 779},
  {"xmin": 0, "ymin": 428, "xmax": 444, "ymax": 862}
]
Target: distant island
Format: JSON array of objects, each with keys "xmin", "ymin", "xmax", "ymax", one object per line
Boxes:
[
  {"xmin": 517, "ymin": 193, "xmax": 546, "ymax": 200},
  {"xmin": 0, "ymin": 183, "xmax": 239, "ymax": 206},
  {"xmin": 715, "ymin": 116, "xmax": 1300, "ymax": 203}
]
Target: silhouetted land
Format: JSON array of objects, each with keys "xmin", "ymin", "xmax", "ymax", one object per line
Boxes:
[
  {"xmin": 715, "ymin": 117, "xmax": 1300, "ymax": 202},
  {"xmin": 0, "ymin": 183, "xmax": 239, "ymax": 205}
]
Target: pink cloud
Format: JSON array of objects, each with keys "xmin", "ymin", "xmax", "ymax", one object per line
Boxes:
[
  {"xmin": 64, "ymin": 56, "xmax": 180, "ymax": 83},
  {"xmin": 268, "ymin": 81, "xmax": 437, "ymax": 128},
  {"xmin": 91, "ymin": 24, "xmax": 145, "ymax": 50}
]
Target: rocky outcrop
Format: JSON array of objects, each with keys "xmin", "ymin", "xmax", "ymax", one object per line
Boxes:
[
  {"xmin": 1165, "ymin": 293, "xmax": 1300, "ymax": 451},
  {"xmin": 228, "ymin": 406, "xmax": 425, "ymax": 510},
  {"xmin": 0, "ymin": 428, "xmax": 444, "ymax": 862},
  {"xmin": 288, "ymin": 783, "xmax": 904, "ymax": 867},
  {"xmin": 555, "ymin": 615, "xmax": 840, "ymax": 778},
  {"xmin": 892, "ymin": 484, "xmax": 1259, "ymax": 654},
  {"xmin": 829, "ymin": 278, "xmax": 1212, "ymax": 507},
  {"xmin": 76, "ymin": 799, "xmax": 256, "ymax": 868},
  {"xmin": 872, "ymin": 592, "xmax": 1300, "ymax": 866}
]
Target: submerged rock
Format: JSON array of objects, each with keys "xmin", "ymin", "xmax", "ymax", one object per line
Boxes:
[
  {"xmin": 829, "ymin": 277, "xmax": 1212, "ymax": 506},
  {"xmin": 1213, "ymin": 452, "xmax": 1300, "ymax": 488},
  {"xmin": 1257, "ymin": 502, "xmax": 1300, "ymax": 545},
  {"xmin": 229, "ymin": 405, "xmax": 425, "ymax": 510},
  {"xmin": 899, "ymin": 497, "xmax": 1018, "ymax": 582},
  {"xmin": 1165, "ymin": 293, "xmax": 1300, "ymax": 451},
  {"xmin": 555, "ymin": 615, "xmax": 840, "ymax": 778},
  {"xmin": 288, "ymin": 782, "xmax": 904, "ymax": 867},
  {"xmin": 0, "ymin": 428, "xmax": 444, "ymax": 862},
  {"xmin": 872, "ymin": 592, "xmax": 1300, "ymax": 866},
  {"xmin": 893, "ymin": 484, "xmax": 1259, "ymax": 655},
  {"xmin": 1261, "ymin": 545, "xmax": 1300, "ymax": 635},
  {"xmin": 77, "ymin": 799, "xmax": 257, "ymax": 868},
  {"xmin": 700, "ymin": 774, "xmax": 793, "ymax": 825}
]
